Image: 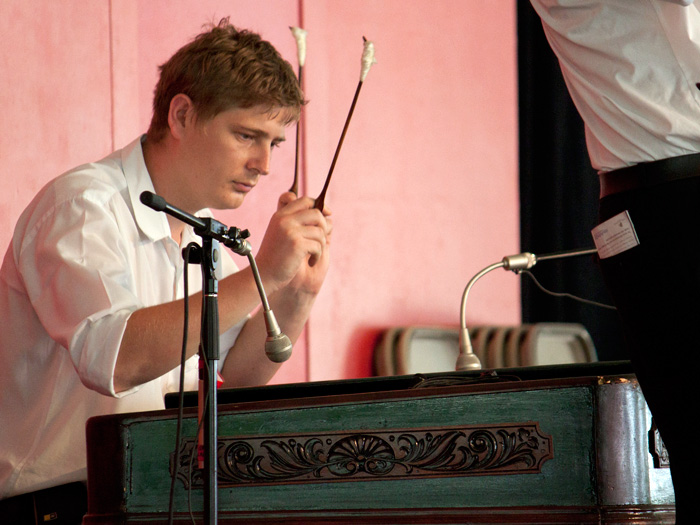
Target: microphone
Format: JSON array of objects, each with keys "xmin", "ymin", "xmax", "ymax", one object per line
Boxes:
[
  {"xmin": 140, "ymin": 190, "xmax": 293, "ymax": 363},
  {"xmin": 245, "ymin": 252, "xmax": 293, "ymax": 363},
  {"xmin": 456, "ymin": 248, "xmax": 597, "ymax": 371},
  {"xmin": 139, "ymin": 190, "xmax": 167, "ymax": 211},
  {"xmin": 140, "ymin": 191, "xmax": 208, "ymax": 231},
  {"xmin": 263, "ymin": 309, "xmax": 294, "ymax": 362},
  {"xmin": 223, "ymin": 239, "xmax": 293, "ymax": 363}
]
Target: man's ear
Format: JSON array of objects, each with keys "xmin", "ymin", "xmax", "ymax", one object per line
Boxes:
[{"xmin": 168, "ymin": 94, "xmax": 195, "ymax": 140}]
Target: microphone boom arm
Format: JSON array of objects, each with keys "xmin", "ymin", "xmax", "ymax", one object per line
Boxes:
[
  {"xmin": 456, "ymin": 248, "xmax": 597, "ymax": 371},
  {"xmin": 457, "ymin": 260, "xmax": 505, "ymax": 370}
]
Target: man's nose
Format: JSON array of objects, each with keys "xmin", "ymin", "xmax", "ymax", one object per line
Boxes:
[{"xmin": 247, "ymin": 145, "xmax": 271, "ymax": 176}]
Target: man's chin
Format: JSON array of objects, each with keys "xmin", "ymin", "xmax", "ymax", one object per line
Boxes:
[{"xmin": 210, "ymin": 194, "xmax": 245, "ymax": 211}]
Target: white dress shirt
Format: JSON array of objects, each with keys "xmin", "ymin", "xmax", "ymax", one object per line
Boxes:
[
  {"xmin": 530, "ymin": 0, "xmax": 700, "ymax": 171},
  {"xmin": 0, "ymin": 136, "xmax": 246, "ymax": 498}
]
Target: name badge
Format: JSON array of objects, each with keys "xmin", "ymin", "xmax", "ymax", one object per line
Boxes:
[{"xmin": 591, "ymin": 210, "xmax": 640, "ymax": 259}]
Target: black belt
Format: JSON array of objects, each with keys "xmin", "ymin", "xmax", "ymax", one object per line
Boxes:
[
  {"xmin": 599, "ymin": 152, "xmax": 700, "ymax": 198},
  {"xmin": 0, "ymin": 482, "xmax": 87, "ymax": 524}
]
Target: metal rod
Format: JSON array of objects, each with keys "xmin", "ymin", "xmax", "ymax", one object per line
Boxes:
[{"xmin": 535, "ymin": 247, "xmax": 597, "ymax": 263}]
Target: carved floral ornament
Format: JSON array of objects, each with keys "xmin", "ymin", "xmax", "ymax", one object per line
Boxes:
[{"xmin": 171, "ymin": 422, "xmax": 554, "ymax": 489}]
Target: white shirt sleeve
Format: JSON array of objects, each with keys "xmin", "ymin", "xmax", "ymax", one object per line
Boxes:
[{"xmin": 18, "ymin": 191, "xmax": 146, "ymax": 396}]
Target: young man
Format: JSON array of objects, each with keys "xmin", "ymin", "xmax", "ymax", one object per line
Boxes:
[{"xmin": 0, "ymin": 19, "xmax": 331, "ymax": 521}]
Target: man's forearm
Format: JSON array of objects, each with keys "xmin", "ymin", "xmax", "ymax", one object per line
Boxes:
[
  {"xmin": 220, "ymin": 285, "xmax": 318, "ymax": 386},
  {"xmin": 114, "ymin": 265, "xmax": 263, "ymax": 393}
]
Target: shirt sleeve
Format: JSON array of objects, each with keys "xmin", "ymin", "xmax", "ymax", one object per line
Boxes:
[{"xmin": 17, "ymin": 190, "xmax": 145, "ymax": 397}]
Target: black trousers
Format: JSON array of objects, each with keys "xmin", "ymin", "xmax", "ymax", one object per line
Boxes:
[
  {"xmin": 597, "ymin": 175, "xmax": 700, "ymax": 523},
  {"xmin": 0, "ymin": 482, "xmax": 87, "ymax": 524}
]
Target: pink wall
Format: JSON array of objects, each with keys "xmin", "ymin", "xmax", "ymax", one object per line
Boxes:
[
  {"xmin": 1, "ymin": 1, "xmax": 113, "ymax": 243},
  {"xmin": 0, "ymin": 0, "xmax": 519, "ymax": 384}
]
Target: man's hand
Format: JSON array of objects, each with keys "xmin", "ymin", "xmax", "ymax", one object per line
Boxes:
[
  {"xmin": 218, "ymin": 192, "xmax": 332, "ymax": 387},
  {"xmin": 255, "ymin": 192, "xmax": 332, "ymax": 296}
]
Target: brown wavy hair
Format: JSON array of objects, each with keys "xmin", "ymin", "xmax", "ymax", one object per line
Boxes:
[{"xmin": 147, "ymin": 18, "xmax": 304, "ymax": 143}]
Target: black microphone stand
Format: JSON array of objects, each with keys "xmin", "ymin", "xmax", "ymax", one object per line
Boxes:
[
  {"xmin": 140, "ymin": 191, "xmax": 250, "ymax": 525},
  {"xmin": 197, "ymin": 232, "xmax": 221, "ymax": 525}
]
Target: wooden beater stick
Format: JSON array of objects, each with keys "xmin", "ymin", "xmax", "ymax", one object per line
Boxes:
[
  {"xmin": 289, "ymin": 27, "xmax": 307, "ymax": 195},
  {"xmin": 314, "ymin": 37, "xmax": 376, "ymax": 210}
]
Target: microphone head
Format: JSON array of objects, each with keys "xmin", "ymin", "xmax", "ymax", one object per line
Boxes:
[
  {"xmin": 456, "ymin": 327, "xmax": 482, "ymax": 371},
  {"xmin": 140, "ymin": 191, "xmax": 167, "ymax": 211},
  {"xmin": 456, "ymin": 351, "xmax": 482, "ymax": 371},
  {"xmin": 265, "ymin": 333, "xmax": 293, "ymax": 363}
]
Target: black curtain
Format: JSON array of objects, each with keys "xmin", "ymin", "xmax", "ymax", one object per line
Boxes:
[{"xmin": 517, "ymin": 2, "xmax": 626, "ymax": 361}]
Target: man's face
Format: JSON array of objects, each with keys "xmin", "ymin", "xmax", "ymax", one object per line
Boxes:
[{"xmin": 178, "ymin": 105, "xmax": 290, "ymax": 212}]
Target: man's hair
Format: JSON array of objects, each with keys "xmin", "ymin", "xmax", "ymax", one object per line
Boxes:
[{"xmin": 147, "ymin": 18, "xmax": 304, "ymax": 143}]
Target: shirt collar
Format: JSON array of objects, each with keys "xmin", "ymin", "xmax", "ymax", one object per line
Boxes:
[
  {"xmin": 122, "ymin": 135, "xmax": 171, "ymax": 242},
  {"xmin": 122, "ymin": 135, "xmax": 214, "ymax": 246}
]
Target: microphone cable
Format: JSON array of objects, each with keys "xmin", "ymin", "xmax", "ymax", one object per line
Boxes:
[
  {"xmin": 520, "ymin": 269, "xmax": 617, "ymax": 311},
  {"xmin": 168, "ymin": 242, "xmax": 199, "ymax": 525}
]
